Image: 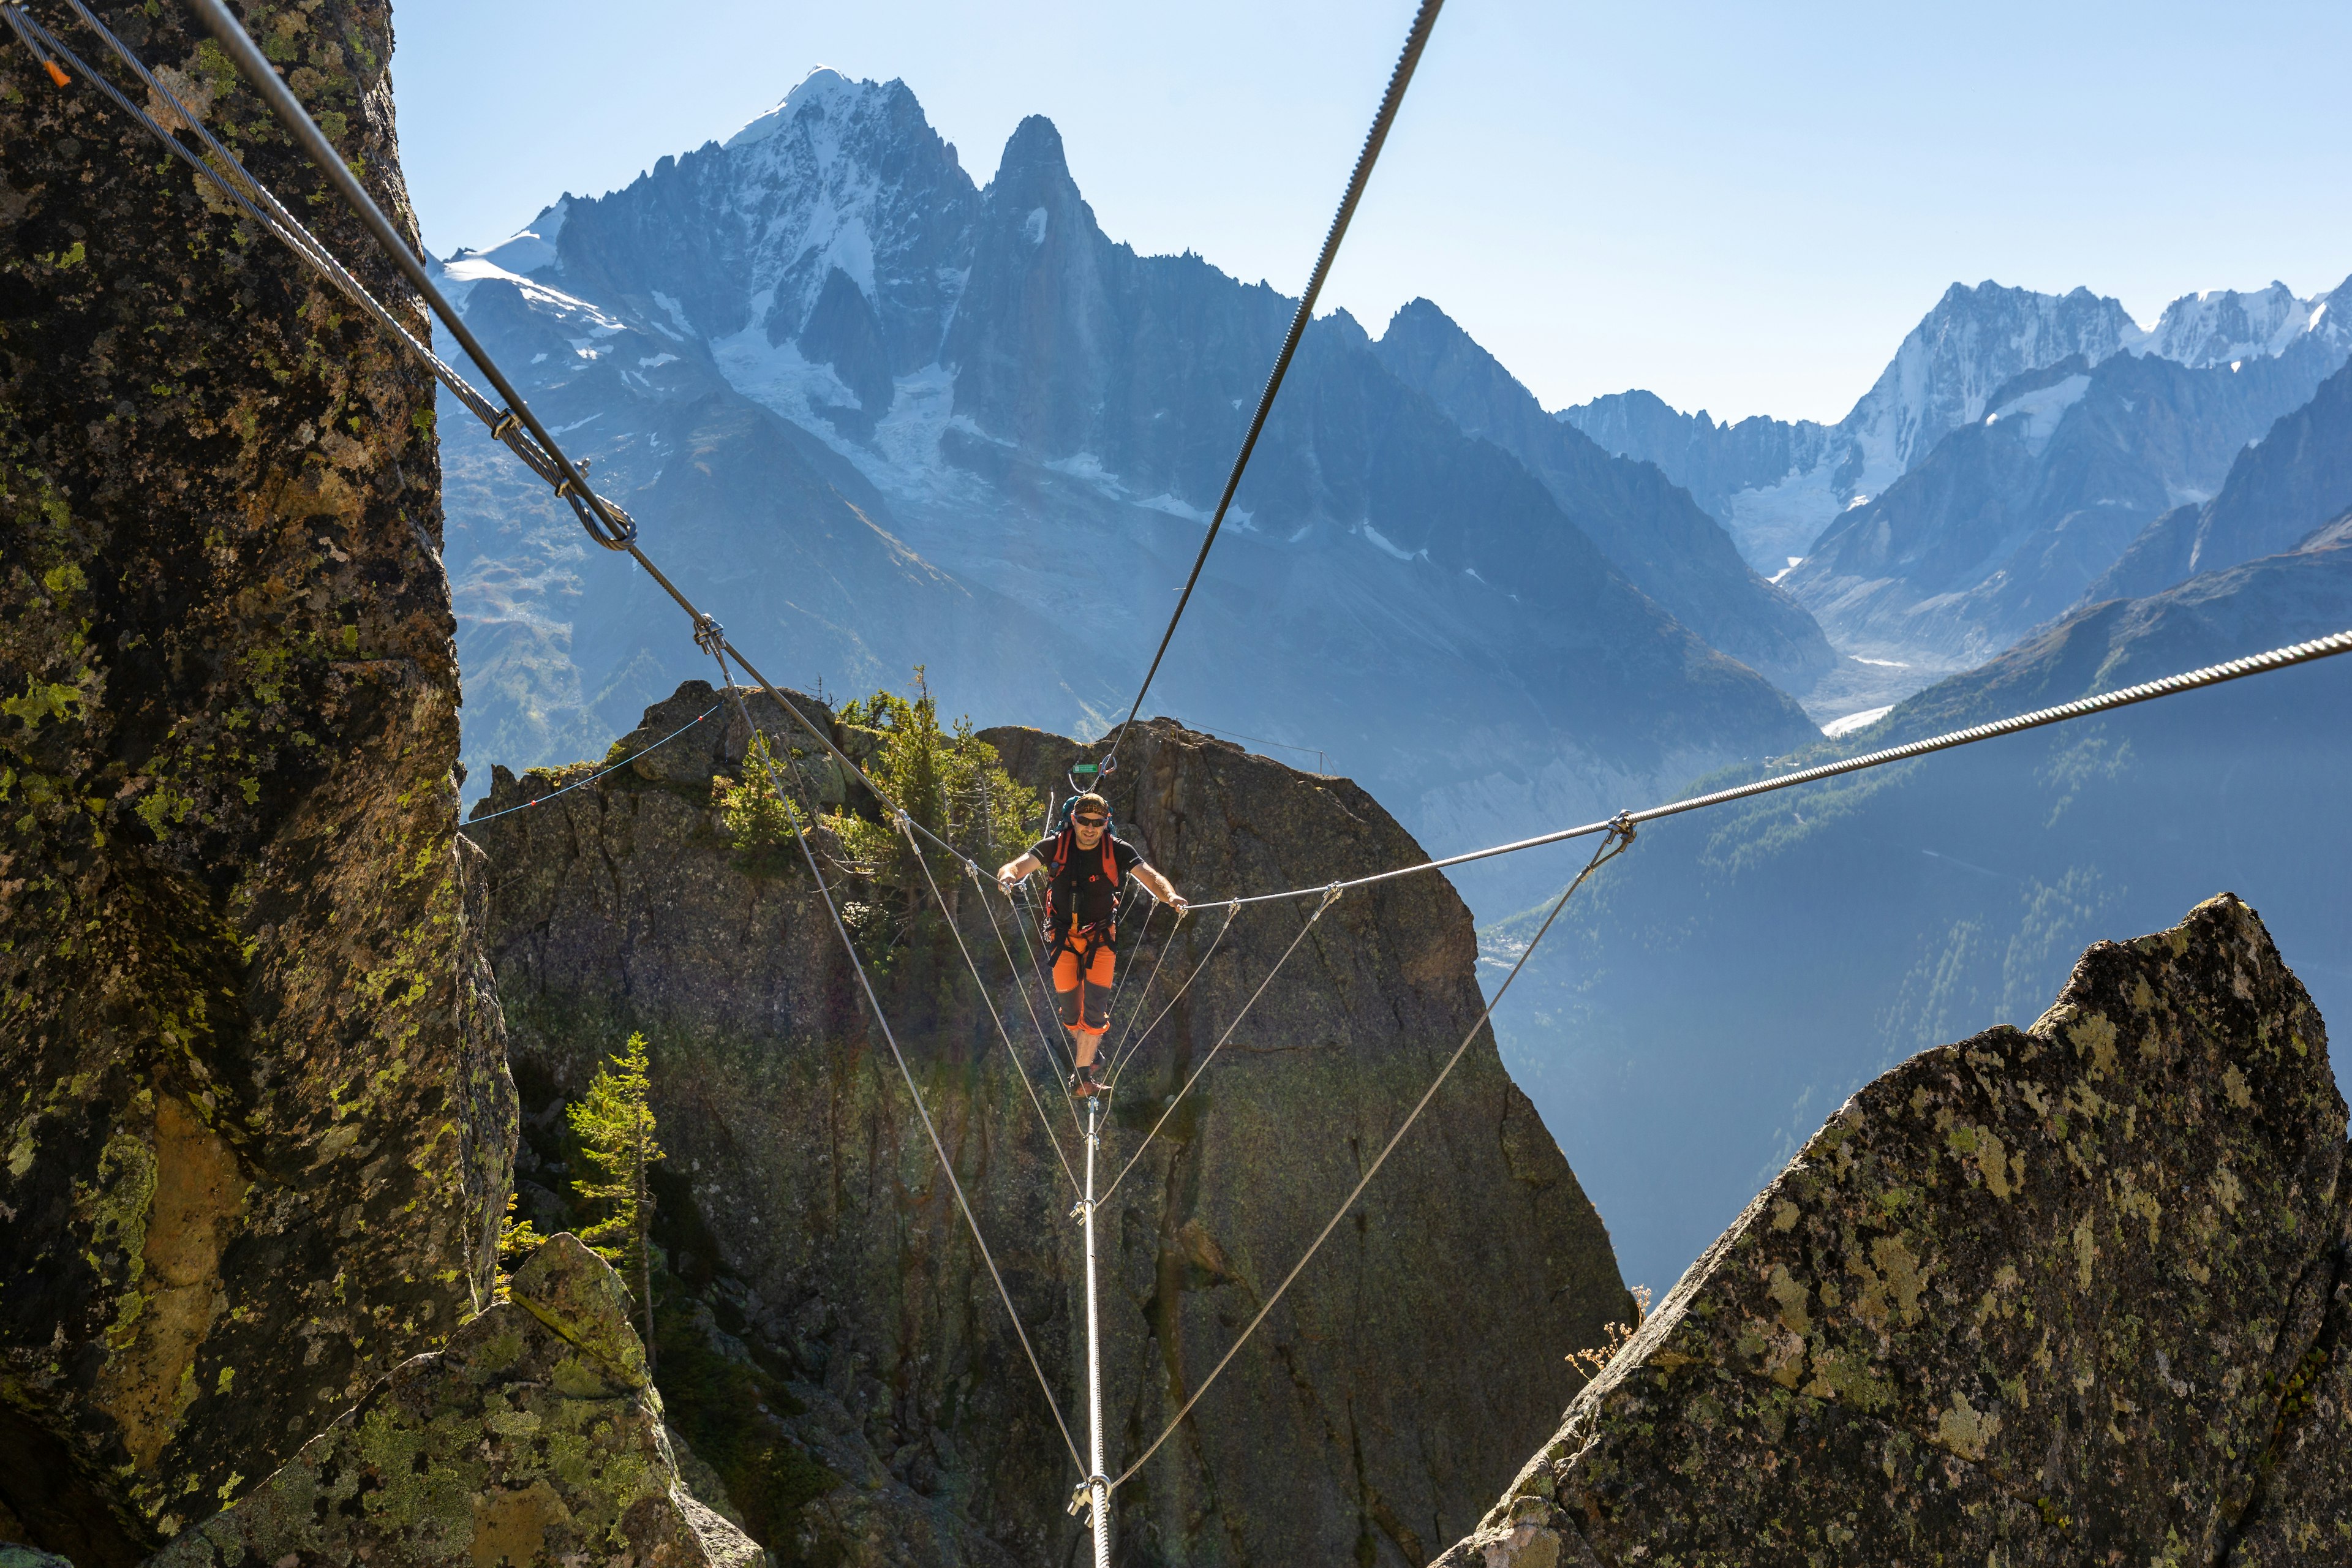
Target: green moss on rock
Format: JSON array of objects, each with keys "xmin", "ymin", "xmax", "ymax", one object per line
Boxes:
[{"xmin": 149, "ymin": 1235, "xmax": 761, "ymax": 1568}]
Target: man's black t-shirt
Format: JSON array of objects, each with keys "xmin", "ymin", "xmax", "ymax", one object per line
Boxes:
[{"xmin": 1029, "ymin": 831, "xmax": 1140, "ymax": 932}]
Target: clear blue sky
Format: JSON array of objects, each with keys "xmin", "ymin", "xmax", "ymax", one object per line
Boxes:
[{"xmin": 391, "ymin": 0, "xmax": 2352, "ymax": 424}]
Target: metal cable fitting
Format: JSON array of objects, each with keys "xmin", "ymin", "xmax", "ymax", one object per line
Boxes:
[
  {"xmin": 690, "ymin": 615, "xmax": 726, "ymax": 657},
  {"xmin": 487, "ymin": 410, "xmax": 519, "ymax": 442}
]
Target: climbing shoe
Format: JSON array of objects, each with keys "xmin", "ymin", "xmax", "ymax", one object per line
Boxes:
[{"xmin": 1068, "ymin": 1065, "xmax": 1103, "ymax": 1099}]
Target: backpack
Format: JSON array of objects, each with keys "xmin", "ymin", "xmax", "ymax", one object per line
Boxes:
[{"xmin": 1043, "ymin": 823, "xmax": 1123, "ymax": 943}]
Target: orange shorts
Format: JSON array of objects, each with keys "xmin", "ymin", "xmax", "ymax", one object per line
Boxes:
[{"xmin": 1052, "ymin": 930, "xmax": 1117, "ymax": 1035}]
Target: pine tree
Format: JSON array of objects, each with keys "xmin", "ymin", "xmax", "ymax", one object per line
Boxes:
[
  {"xmin": 567, "ymin": 1031, "xmax": 665, "ymax": 1363},
  {"xmin": 829, "ymin": 666, "xmax": 1040, "ymax": 949}
]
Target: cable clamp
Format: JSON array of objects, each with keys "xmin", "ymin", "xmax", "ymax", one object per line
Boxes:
[
  {"xmin": 1067, "ymin": 1480, "xmax": 1095, "ymax": 1517},
  {"xmin": 488, "ymin": 410, "xmax": 519, "ymax": 442},
  {"xmin": 1609, "ymin": 810, "xmax": 1637, "ymax": 845},
  {"xmin": 691, "ymin": 614, "xmax": 726, "ymax": 657},
  {"xmin": 894, "ymin": 808, "xmax": 913, "ymax": 831},
  {"xmin": 1316, "ymin": 881, "xmax": 1344, "ymax": 913}
]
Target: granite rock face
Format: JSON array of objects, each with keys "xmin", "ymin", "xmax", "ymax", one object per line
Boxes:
[
  {"xmin": 1437, "ymin": 894, "xmax": 2352, "ymax": 1567},
  {"xmin": 151, "ymin": 1234, "xmax": 763, "ymax": 1568},
  {"xmin": 470, "ymin": 682, "xmax": 1632, "ymax": 1567},
  {"xmin": 0, "ymin": 2, "xmax": 511, "ymax": 1558}
]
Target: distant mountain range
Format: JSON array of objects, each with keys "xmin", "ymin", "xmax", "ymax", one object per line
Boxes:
[
  {"xmin": 1564, "ymin": 276, "xmax": 2352, "ymax": 680},
  {"xmin": 436, "ymin": 69, "xmax": 1826, "ymax": 899},
  {"xmin": 1488, "ymin": 492, "xmax": 2352, "ymax": 1292}
]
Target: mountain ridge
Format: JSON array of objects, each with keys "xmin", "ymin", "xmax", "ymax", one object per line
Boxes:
[{"xmin": 438, "ymin": 67, "xmax": 1819, "ymax": 913}]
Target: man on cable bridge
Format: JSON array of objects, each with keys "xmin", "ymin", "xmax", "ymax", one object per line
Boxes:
[{"xmin": 997, "ymin": 791, "xmax": 1186, "ymax": 1099}]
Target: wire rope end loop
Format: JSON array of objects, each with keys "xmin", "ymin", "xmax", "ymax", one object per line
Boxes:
[{"xmin": 691, "ymin": 614, "xmax": 726, "ymax": 658}]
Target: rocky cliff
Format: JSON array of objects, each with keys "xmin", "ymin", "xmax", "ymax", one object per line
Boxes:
[
  {"xmin": 0, "ymin": 2, "xmax": 516, "ymax": 1560},
  {"xmin": 1440, "ymin": 895, "xmax": 2352, "ymax": 1566},
  {"xmin": 468, "ymin": 682, "xmax": 1632, "ymax": 1566}
]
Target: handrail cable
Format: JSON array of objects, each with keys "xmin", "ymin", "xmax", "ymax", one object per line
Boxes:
[
  {"xmin": 894, "ymin": 814, "xmax": 1084, "ymax": 1196},
  {"xmin": 975, "ymin": 876, "xmax": 1090, "ymax": 1144},
  {"xmin": 1106, "ymin": 905, "xmax": 1242, "ymax": 1091},
  {"xmin": 1189, "ymin": 627, "xmax": 2352, "ymax": 911},
  {"xmin": 710, "ymin": 646, "xmax": 1085, "ymax": 1477},
  {"xmin": 1106, "ymin": 817, "xmax": 1635, "ymax": 1494},
  {"xmin": 29, "ymin": 0, "xmax": 640, "ymax": 550},
  {"xmin": 465, "ymin": 704, "xmax": 720, "ymax": 825},
  {"xmin": 1102, "ymin": 0, "xmax": 1446, "ymax": 775},
  {"xmin": 1013, "ymin": 881, "xmax": 1086, "ymax": 1087},
  {"xmin": 1096, "ymin": 886, "xmax": 1340, "ymax": 1211},
  {"xmin": 183, "ymin": 0, "xmax": 637, "ymax": 550}
]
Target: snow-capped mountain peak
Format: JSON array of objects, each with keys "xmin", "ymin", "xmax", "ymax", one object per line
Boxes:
[
  {"xmin": 723, "ymin": 66, "xmax": 871, "ymax": 153},
  {"xmin": 461, "ymin": 197, "xmax": 569, "ymax": 276},
  {"xmin": 2140, "ymin": 277, "xmax": 2352, "ymax": 369}
]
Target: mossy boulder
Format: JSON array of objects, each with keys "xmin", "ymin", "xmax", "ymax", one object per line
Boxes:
[
  {"xmin": 1436, "ymin": 894, "xmax": 2352, "ymax": 1566},
  {"xmin": 148, "ymin": 1235, "xmax": 761, "ymax": 1568}
]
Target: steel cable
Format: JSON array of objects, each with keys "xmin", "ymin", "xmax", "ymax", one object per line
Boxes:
[
  {"xmin": 895, "ymin": 815, "xmax": 1085, "ymax": 1196},
  {"xmin": 976, "ymin": 878, "xmax": 1089, "ymax": 1143},
  {"xmin": 32, "ymin": 0, "xmax": 638, "ymax": 545},
  {"xmin": 1188, "ymin": 627, "xmax": 2352, "ymax": 911},
  {"xmin": 186, "ymin": 0, "xmax": 636, "ymax": 549},
  {"xmin": 1106, "ymin": 904, "xmax": 1241, "ymax": 1091},
  {"xmin": 464, "ymin": 704, "xmax": 719, "ymax": 826},
  {"xmin": 1107, "ymin": 818, "xmax": 1635, "ymax": 1494},
  {"xmin": 710, "ymin": 648, "xmax": 1086, "ymax": 1478},
  {"xmin": 1102, "ymin": 0, "xmax": 1446, "ymax": 775},
  {"xmin": 1096, "ymin": 888, "xmax": 1340, "ymax": 1211}
]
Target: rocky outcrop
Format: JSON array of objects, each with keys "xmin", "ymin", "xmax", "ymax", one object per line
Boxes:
[
  {"xmin": 1438, "ymin": 894, "xmax": 2352, "ymax": 1566},
  {"xmin": 469, "ymin": 682, "xmax": 1632, "ymax": 1567},
  {"xmin": 151, "ymin": 1234, "xmax": 763, "ymax": 1568},
  {"xmin": 0, "ymin": 2, "xmax": 512, "ymax": 1558}
]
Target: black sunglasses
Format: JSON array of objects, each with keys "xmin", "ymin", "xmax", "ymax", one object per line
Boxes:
[{"xmin": 1072, "ymin": 813, "xmax": 1109, "ymax": 827}]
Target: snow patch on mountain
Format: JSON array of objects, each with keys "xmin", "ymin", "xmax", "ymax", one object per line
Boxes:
[
  {"xmin": 1985, "ymin": 372, "xmax": 2090, "ymax": 451},
  {"xmin": 712, "ymin": 294, "xmax": 865, "ymax": 413}
]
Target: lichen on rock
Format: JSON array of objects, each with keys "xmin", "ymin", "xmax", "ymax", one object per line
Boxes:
[
  {"xmin": 1436, "ymin": 893, "xmax": 2352, "ymax": 1566},
  {"xmin": 1, "ymin": 0, "xmax": 511, "ymax": 1555},
  {"xmin": 149, "ymin": 1234, "xmax": 762, "ymax": 1568}
]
